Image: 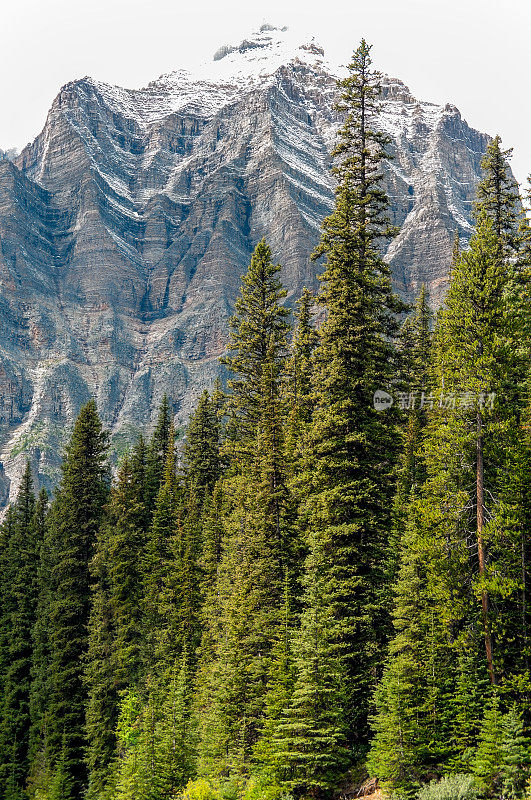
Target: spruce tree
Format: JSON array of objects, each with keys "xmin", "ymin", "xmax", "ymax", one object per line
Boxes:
[
  {"xmin": 45, "ymin": 400, "xmax": 109, "ymax": 798},
  {"xmin": 0, "ymin": 464, "xmax": 42, "ymax": 799},
  {"xmin": 183, "ymin": 389, "xmax": 222, "ymax": 501},
  {"xmin": 370, "ymin": 177, "xmax": 531, "ymax": 792},
  {"xmin": 85, "ymin": 452, "xmax": 149, "ymax": 797},
  {"xmin": 473, "ymin": 694, "xmax": 505, "ymax": 798},
  {"xmin": 146, "ymin": 395, "xmax": 174, "ymax": 512},
  {"xmin": 436, "ymin": 212, "xmax": 523, "ymax": 685},
  {"xmin": 475, "ymin": 136, "xmax": 521, "ymax": 257},
  {"xmin": 265, "ymin": 556, "xmax": 350, "ymax": 795},
  {"xmin": 130, "ymin": 434, "xmax": 154, "ymax": 534},
  {"xmin": 368, "ymin": 511, "xmax": 456, "ymax": 796},
  {"xmin": 28, "ymin": 491, "xmax": 52, "ymax": 799},
  {"xmin": 280, "ymin": 39, "xmax": 403, "ymax": 788},
  {"xmin": 142, "ymin": 429, "xmax": 181, "ymax": 676},
  {"xmin": 197, "ymin": 240, "xmax": 291, "ymax": 778},
  {"xmin": 221, "ymin": 239, "xmax": 290, "ymax": 462}
]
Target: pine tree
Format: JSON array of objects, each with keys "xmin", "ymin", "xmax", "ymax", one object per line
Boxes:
[
  {"xmin": 221, "ymin": 239, "xmax": 290, "ymax": 463},
  {"xmin": 281, "ymin": 40, "xmax": 404, "ymax": 787},
  {"xmin": 85, "ymin": 536, "xmax": 116, "ymax": 800},
  {"xmin": 111, "ymin": 663, "xmax": 196, "ymax": 800},
  {"xmin": 197, "ymin": 241, "xmax": 291, "ymax": 778},
  {"xmin": 85, "ymin": 448, "xmax": 151, "ymax": 796},
  {"xmin": 130, "ymin": 434, "xmax": 154, "ymax": 535},
  {"xmin": 285, "ymin": 287, "xmax": 318, "ymax": 458},
  {"xmin": 253, "ymin": 579, "xmax": 297, "ymax": 779},
  {"xmin": 183, "ymin": 389, "xmax": 222, "ymax": 501},
  {"xmin": 473, "ymin": 694, "xmax": 505, "ymax": 797},
  {"xmin": 142, "ymin": 430, "xmax": 181, "ymax": 676},
  {"xmin": 475, "ymin": 136, "xmax": 521, "ymax": 257},
  {"xmin": 157, "ymin": 651, "xmax": 197, "ymax": 794},
  {"xmin": 264, "ymin": 555, "xmax": 350, "ymax": 795},
  {"xmin": 500, "ymin": 707, "xmax": 530, "ymax": 800},
  {"xmin": 45, "ymin": 400, "xmax": 110, "ymax": 798},
  {"xmin": 436, "ymin": 212, "xmax": 524, "ymax": 685},
  {"xmin": 0, "ymin": 464, "xmax": 42, "ymax": 799},
  {"xmin": 368, "ymin": 511, "xmax": 456, "ymax": 796},
  {"xmin": 28, "ymin": 491, "xmax": 53, "ymax": 799},
  {"xmin": 371, "ymin": 176, "xmax": 531, "ymax": 793},
  {"xmin": 448, "ymin": 645, "xmax": 490, "ymax": 772},
  {"xmin": 108, "ymin": 455, "xmax": 148, "ymax": 687},
  {"xmin": 48, "ymin": 738, "xmax": 75, "ymax": 800},
  {"xmin": 146, "ymin": 395, "xmax": 174, "ymax": 513}
]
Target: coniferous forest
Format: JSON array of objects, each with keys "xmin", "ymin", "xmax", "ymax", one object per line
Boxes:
[{"xmin": 2, "ymin": 40, "xmax": 531, "ymax": 800}]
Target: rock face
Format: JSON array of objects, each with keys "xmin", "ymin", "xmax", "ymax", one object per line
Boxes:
[{"xmin": 0, "ymin": 25, "xmax": 490, "ymax": 501}]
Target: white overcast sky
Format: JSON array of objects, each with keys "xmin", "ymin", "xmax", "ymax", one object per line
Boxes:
[{"xmin": 1, "ymin": 0, "xmax": 530, "ymax": 185}]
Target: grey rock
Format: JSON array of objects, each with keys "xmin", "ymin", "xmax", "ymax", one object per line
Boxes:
[{"xmin": 0, "ymin": 26, "xmax": 492, "ymax": 502}]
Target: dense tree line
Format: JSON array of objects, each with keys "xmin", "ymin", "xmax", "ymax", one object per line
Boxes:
[{"xmin": 1, "ymin": 40, "xmax": 531, "ymax": 800}]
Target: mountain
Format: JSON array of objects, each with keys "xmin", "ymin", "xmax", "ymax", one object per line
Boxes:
[{"xmin": 0, "ymin": 24, "xmax": 490, "ymax": 502}]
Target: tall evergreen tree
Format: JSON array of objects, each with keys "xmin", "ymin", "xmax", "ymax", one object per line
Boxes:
[
  {"xmin": 0, "ymin": 464, "xmax": 42, "ymax": 799},
  {"xmin": 183, "ymin": 389, "xmax": 222, "ymax": 502},
  {"xmin": 279, "ymin": 39, "xmax": 404, "ymax": 791},
  {"xmin": 436, "ymin": 212, "xmax": 523, "ymax": 685},
  {"xmin": 146, "ymin": 395, "xmax": 174, "ymax": 512},
  {"xmin": 28, "ymin": 491, "xmax": 52, "ymax": 799},
  {"xmin": 475, "ymin": 136, "xmax": 521, "ymax": 257},
  {"xmin": 44, "ymin": 400, "xmax": 109, "ymax": 799},
  {"xmin": 86, "ymin": 453, "xmax": 148, "ymax": 797},
  {"xmin": 370, "ymin": 183, "xmax": 531, "ymax": 793},
  {"xmin": 197, "ymin": 240, "xmax": 291, "ymax": 778},
  {"xmin": 221, "ymin": 239, "xmax": 290, "ymax": 463},
  {"xmin": 142, "ymin": 429, "xmax": 181, "ymax": 676},
  {"xmin": 368, "ymin": 510, "xmax": 456, "ymax": 796}
]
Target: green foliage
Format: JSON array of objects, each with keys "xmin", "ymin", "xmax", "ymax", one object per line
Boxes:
[
  {"xmin": 48, "ymin": 740, "xmax": 75, "ymax": 800},
  {"xmin": 370, "ymin": 133, "xmax": 531, "ymax": 798},
  {"xmin": 474, "ymin": 136, "xmax": 521, "ymax": 256},
  {"xmin": 44, "ymin": 399, "xmax": 110, "ymax": 798},
  {"xmin": 109, "ymin": 657, "xmax": 196, "ymax": 800},
  {"xmin": 473, "ymin": 695, "xmax": 530, "ymax": 799},
  {"xmin": 279, "ymin": 40, "xmax": 404, "ymax": 792},
  {"xmin": 221, "ymin": 239, "xmax": 290, "ymax": 461},
  {"xmin": 196, "ymin": 239, "xmax": 291, "ymax": 780},
  {"xmin": 180, "ymin": 779, "xmax": 222, "ymax": 800},
  {"xmin": 1, "ymin": 40, "xmax": 530, "ymax": 800},
  {"xmin": 368, "ymin": 510, "xmax": 456, "ymax": 795},
  {"xmin": 417, "ymin": 774, "xmax": 479, "ymax": 800},
  {"xmin": 146, "ymin": 395, "xmax": 175, "ymax": 513},
  {"xmin": 183, "ymin": 389, "xmax": 223, "ymax": 500},
  {"xmin": 0, "ymin": 464, "xmax": 41, "ymax": 797}
]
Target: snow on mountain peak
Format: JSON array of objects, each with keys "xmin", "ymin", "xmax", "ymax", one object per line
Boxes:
[{"xmin": 196, "ymin": 24, "xmax": 331, "ymax": 84}]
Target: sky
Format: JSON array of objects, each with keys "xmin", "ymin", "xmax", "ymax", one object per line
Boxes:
[{"xmin": 1, "ymin": 0, "xmax": 530, "ymax": 185}]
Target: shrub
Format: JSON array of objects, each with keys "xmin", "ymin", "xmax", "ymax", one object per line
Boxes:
[
  {"xmin": 240, "ymin": 777, "xmax": 294, "ymax": 800},
  {"xmin": 181, "ymin": 778, "xmax": 222, "ymax": 800},
  {"xmin": 417, "ymin": 774, "xmax": 479, "ymax": 800}
]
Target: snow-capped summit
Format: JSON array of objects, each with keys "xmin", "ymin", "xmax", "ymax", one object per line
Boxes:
[
  {"xmin": 141, "ymin": 24, "xmax": 334, "ymax": 121},
  {"xmin": 200, "ymin": 24, "xmax": 330, "ymax": 83}
]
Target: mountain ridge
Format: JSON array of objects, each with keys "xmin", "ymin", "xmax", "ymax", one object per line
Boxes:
[{"xmin": 0, "ymin": 24, "xmax": 491, "ymax": 503}]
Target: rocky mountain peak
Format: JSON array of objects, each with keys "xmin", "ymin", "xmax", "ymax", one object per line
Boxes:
[
  {"xmin": 208, "ymin": 24, "xmax": 327, "ymax": 77},
  {"xmin": 0, "ymin": 28, "xmax": 494, "ymax": 507}
]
